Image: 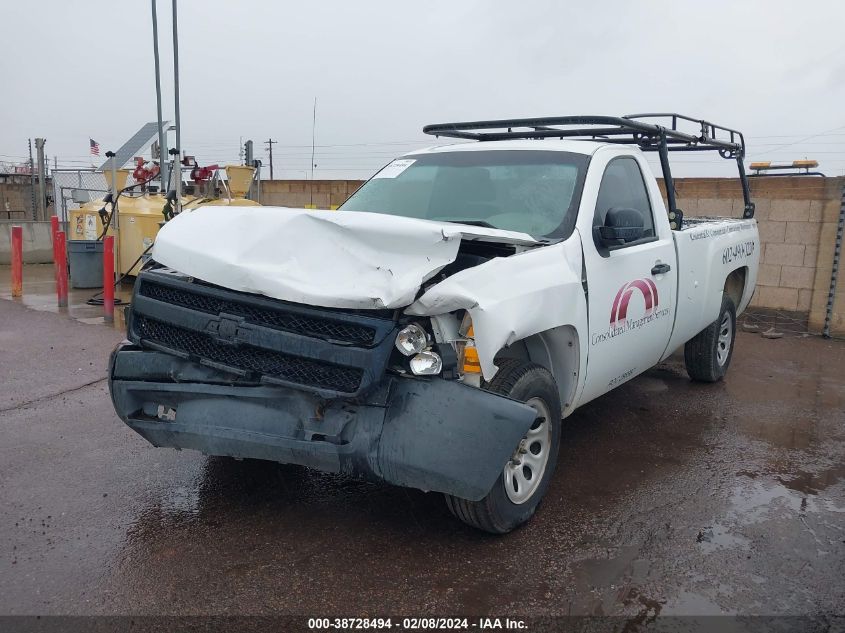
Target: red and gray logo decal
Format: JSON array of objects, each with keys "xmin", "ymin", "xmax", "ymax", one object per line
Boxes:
[{"xmin": 610, "ymin": 279, "xmax": 659, "ymax": 326}]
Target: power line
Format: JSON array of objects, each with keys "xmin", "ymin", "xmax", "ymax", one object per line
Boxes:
[
  {"xmin": 188, "ymin": 139, "xmax": 429, "ymax": 149},
  {"xmin": 748, "ymin": 125, "xmax": 845, "ymax": 158}
]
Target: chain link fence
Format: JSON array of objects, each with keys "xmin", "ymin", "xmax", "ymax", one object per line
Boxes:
[{"xmin": 51, "ymin": 169, "xmax": 109, "ymax": 226}]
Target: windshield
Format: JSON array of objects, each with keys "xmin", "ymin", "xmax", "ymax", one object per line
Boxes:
[{"xmin": 339, "ymin": 150, "xmax": 589, "ymax": 238}]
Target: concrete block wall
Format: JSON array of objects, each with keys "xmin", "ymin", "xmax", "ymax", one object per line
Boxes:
[
  {"xmin": 0, "ymin": 221, "xmax": 54, "ymax": 264},
  {"xmin": 260, "ymin": 180, "xmax": 364, "ymax": 210},
  {"xmin": 659, "ymin": 176, "xmax": 844, "ymax": 335},
  {"xmin": 0, "ymin": 183, "xmax": 35, "ymax": 219},
  {"xmin": 0, "ymin": 180, "xmax": 55, "ymax": 220}
]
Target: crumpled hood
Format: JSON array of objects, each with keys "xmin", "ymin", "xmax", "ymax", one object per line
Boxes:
[{"xmin": 152, "ymin": 206, "xmax": 537, "ymax": 309}]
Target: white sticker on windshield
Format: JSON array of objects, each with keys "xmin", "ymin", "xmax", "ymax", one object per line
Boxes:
[{"xmin": 372, "ymin": 159, "xmax": 416, "ymax": 179}]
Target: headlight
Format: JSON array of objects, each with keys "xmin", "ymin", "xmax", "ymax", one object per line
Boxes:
[
  {"xmin": 410, "ymin": 351, "xmax": 442, "ymax": 375},
  {"xmin": 395, "ymin": 323, "xmax": 428, "ymax": 356}
]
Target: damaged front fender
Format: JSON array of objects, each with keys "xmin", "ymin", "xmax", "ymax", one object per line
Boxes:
[{"xmin": 406, "ymin": 234, "xmax": 588, "ymax": 381}]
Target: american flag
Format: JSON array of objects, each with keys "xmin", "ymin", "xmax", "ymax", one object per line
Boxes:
[{"xmin": 90, "ymin": 139, "xmax": 100, "ymax": 157}]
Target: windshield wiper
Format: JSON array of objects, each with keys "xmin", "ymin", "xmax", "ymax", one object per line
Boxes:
[{"xmin": 441, "ymin": 219, "xmax": 497, "ymax": 228}]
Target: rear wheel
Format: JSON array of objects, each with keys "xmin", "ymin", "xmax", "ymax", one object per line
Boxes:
[
  {"xmin": 684, "ymin": 294, "xmax": 737, "ymax": 382},
  {"xmin": 444, "ymin": 359, "xmax": 562, "ymax": 534}
]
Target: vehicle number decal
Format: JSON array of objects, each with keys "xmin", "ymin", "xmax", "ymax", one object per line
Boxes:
[{"xmin": 722, "ymin": 240, "xmax": 755, "ymax": 264}]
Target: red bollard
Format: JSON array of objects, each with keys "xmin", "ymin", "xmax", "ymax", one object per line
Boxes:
[
  {"xmin": 50, "ymin": 215, "xmax": 59, "ymax": 285},
  {"xmin": 50, "ymin": 215, "xmax": 59, "ymax": 245},
  {"xmin": 10, "ymin": 225, "xmax": 23, "ymax": 297},
  {"xmin": 103, "ymin": 235, "xmax": 115, "ymax": 322},
  {"xmin": 55, "ymin": 230, "xmax": 68, "ymax": 308}
]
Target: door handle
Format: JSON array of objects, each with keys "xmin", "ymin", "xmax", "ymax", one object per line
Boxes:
[{"xmin": 651, "ymin": 263, "xmax": 671, "ymax": 275}]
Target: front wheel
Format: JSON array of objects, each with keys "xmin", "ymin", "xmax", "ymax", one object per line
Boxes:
[
  {"xmin": 444, "ymin": 359, "xmax": 562, "ymax": 534},
  {"xmin": 684, "ymin": 294, "xmax": 737, "ymax": 382}
]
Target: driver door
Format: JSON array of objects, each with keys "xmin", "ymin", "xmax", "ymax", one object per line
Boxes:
[{"xmin": 577, "ymin": 153, "xmax": 677, "ymax": 406}]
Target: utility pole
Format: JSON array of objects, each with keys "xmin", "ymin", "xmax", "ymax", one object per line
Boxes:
[
  {"xmin": 28, "ymin": 139, "xmax": 35, "ymax": 220},
  {"xmin": 310, "ymin": 97, "xmax": 317, "ymax": 206},
  {"xmin": 264, "ymin": 138, "xmax": 276, "ymax": 180},
  {"xmin": 35, "ymin": 139, "xmax": 47, "ymax": 221}
]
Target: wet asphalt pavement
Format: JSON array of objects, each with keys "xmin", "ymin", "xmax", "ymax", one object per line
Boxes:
[{"xmin": 0, "ymin": 294, "xmax": 843, "ymax": 620}]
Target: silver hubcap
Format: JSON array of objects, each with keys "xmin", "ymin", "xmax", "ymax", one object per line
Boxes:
[
  {"xmin": 717, "ymin": 311, "xmax": 733, "ymax": 366},
  {"xmin": 504, "ymin": 397, "xmax": 551, "ymax": 505}
]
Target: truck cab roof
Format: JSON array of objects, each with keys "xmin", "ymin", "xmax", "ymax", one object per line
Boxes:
[{"xmin": 407, "ymin": 138, "xmax": 609, "ymax": 158}]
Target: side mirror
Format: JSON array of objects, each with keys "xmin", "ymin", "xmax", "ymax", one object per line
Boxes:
[{"xmin": 597, "ymin": 207, "xmax": 645, "ymax": 247}]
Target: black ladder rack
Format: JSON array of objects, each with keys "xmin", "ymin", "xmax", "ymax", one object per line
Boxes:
[{"xmin": 422, "ymin": 113, "xmax": 755, "ymax": 223}]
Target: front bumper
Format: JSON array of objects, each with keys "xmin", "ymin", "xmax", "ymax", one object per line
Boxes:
[{"xmin": 109, "ymin": 343, "xmax": 536, "ymax": 501}]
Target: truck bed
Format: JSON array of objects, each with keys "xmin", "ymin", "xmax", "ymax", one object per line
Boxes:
[{"xmin": 664, "ymin": 216, "xmax": 760, "ymax": 356}]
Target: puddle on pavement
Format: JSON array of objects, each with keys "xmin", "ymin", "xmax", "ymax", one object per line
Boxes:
[
  {"xmin": 734, "ymin": 467, "xmax": 845, "ymax": 518},
  {"xmin": 695, "ymin": 522, "xmax": 751, "ymax": 553},
  {"xmin": 775, "ymin": 463, "xmax": 845, "ymax": 496},
  {"xmin": 123, "ymin": 456, "xmax": 422, "ymax": 541},
  {"xmin": 735, "ymin": 411, "xmax": 820, "ymax": 450},
  {"xmin": 567, "ymin": 546, "xmax": 652, "ymax": 616},
  {"xmin": 0, "ymin": 264, "xmax": 132, "ymax": 331},
  {"xmin": 693, "ymin": 465, "xmax": 845, "ymax": 563},
  {"xmin": 728, "ymin": 479, "xmax": 805, "ymax": 524},
  {"xmin": 565, "ymin": 548, "xmax": 733, "ymax": 620},
  {"xmin": 620, "ymin": 587, "xmax": 665, "ymax": 626}
]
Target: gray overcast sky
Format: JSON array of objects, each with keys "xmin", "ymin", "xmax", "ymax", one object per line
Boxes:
[{"xmin": 2, "ymin": 0, "xmax": 845, "ymax": 178}]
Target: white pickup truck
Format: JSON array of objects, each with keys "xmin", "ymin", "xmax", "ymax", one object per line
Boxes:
[{"xmin": 109, "ymin": 114, "xmax": 760, "ymax": 533}]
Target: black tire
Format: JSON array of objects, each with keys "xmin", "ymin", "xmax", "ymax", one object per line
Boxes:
[
  {"xmin": 444, "ymin": 359, "xmax": 562, "ymax": 534},
  {"xmin": 684, "ymin": 294, "xmax": 737, "ymax": 382}
]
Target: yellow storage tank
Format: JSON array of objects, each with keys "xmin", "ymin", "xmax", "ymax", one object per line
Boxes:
[
  {"xmin": 68, "ymin": 194, "xmax": 166, "ymax": 277},
  {"xmin": 224, "ymin": 165, "xmax": 255, "ymax": 198},
  {"xmin": 117, "ymin": 194, "xmax": 167, "ymax": 276}
]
